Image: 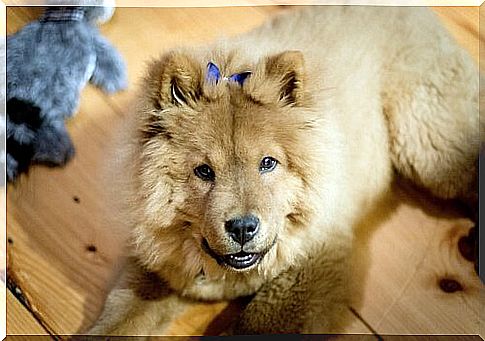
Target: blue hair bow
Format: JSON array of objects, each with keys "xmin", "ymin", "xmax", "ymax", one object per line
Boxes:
[{"xmin": 207, "ymin": 62, "xmax": 251, "ymax": 86}]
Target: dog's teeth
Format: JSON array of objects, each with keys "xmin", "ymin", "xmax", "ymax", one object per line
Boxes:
[{"xmin": 235, "ymin": 254, "xmax": 253, "ymax": 262}]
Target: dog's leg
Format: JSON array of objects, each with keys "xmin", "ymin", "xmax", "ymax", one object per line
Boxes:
[
  {"xmin": 231, "ymin": 230, "xmax": 353, "ymax": 334},
  {"xmin": 87, "ymin": 258, "xmax": 189, "ymax": 336},
  {"xmin": 382, "ymin": 11, "xmax": 481, "ymax": 275},
  {"xmin": 382, "ymin": 11, "xmax": 480, "ymax": 209},
  {"xmin": 88, "ymin": 288, "xmax": 188, "ymax": 336}
]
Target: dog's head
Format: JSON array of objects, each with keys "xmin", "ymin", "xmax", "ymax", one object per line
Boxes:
[{"xmin": 131, "ymin": 49, "xmax": 330, "ymax": 284}]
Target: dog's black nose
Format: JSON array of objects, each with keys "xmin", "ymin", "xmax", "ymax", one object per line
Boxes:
[{"xmin": 225, "ymin": 215, "xmax": 260, "ymax": 245}]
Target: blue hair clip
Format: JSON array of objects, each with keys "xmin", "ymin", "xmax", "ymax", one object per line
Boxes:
[
  {"xmin": 206, "ymin": 62, "xmax": 251, "ymax": 86},
  {"xmin": 207, "ymin": 62, "xmax": 221, "ymax": 83},
  {"xmin": 228, "ymin": 71, "xmax": 252, "ymax": 86}
]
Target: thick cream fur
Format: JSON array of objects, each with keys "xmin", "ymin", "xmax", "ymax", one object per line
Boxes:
[{"xmin": 88, "ymin": 6, "xmax": 479, "ymax": 336}]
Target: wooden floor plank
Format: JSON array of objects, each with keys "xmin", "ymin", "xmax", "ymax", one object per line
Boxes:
[
  {"xmin": 6, "ymin": 289, "xmax": 47, "ymax": 335},
  {"xmin": 353, "ymin": 185, "xmax": 481, "ymax": 335},
  {"xmin": 377, "ymin": 217, "xmax": 480, "ymax": 334},
  {"xmin": 6, "ymin": 88, "xmax": 128, "ymax": 334}
]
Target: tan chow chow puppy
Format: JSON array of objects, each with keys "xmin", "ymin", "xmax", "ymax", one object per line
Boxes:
[{"xmin": 88, "ymin": 6, "xmax": 479, "ymax": 335}]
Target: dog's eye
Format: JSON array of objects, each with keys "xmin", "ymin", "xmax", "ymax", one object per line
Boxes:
[
  {"xmin": 259, "ymin": 156, "xmax": 278, "ymax": 173},
  {"xmin": 194, "ymin": 164, "xmax": 215, "ymax": 181}
]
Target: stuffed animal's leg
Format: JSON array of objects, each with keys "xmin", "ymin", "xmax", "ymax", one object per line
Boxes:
[
  {"xmin": 232, "ymin": 230, "xmax": 353, "ymax": 334},
  {"xmin": 90, "ymin": 34, "xmax": 127, "ymax": 94},
  {"xmin": 32, "ymin": 121, "xmax": 75, "ymax": 167},
  {"xmin": 6, "ymin": 98, "xmax": 75, "ymax": 181}
]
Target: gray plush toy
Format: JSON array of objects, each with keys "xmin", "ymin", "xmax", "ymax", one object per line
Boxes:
[{"xmin": 7, "ymin": 4, "xmax": 127, "ymax": 182}]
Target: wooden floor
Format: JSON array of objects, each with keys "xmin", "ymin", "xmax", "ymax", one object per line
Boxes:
[{"xmin": 5, "ymin": 5, "xmax": 484, "ymax": 338}]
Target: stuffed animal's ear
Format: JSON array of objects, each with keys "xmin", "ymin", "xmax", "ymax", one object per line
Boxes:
[
  {"xmin": 247, "ymin": 51, "xmax": 306, "ymax": 107},
  {"xmin": 146, "ymin": 51, "xmax": 203, "ymax": 109}
]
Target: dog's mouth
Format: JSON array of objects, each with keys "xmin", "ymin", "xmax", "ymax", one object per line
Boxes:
[
  {"xmin": 221, "ymin": 251, "xmax": 262, "ymax": 269},
  {"xmin": 201, "ymin": 239, "xmax": 269, "ymax": 270}
]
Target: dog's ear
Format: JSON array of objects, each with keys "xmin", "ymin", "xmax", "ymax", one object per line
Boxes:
[
  {"xmin": 146, "ymin": 51, "xmax": 203, "ymax": 109},
  {"xmin": 248, "ymin": 51, "xmax": 306, "ymax": 107}
]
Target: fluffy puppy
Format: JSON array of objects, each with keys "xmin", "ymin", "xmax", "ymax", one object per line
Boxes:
[{"xmin": 88, "ymin": 6, "xmax": 479, "ymax": 335}]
